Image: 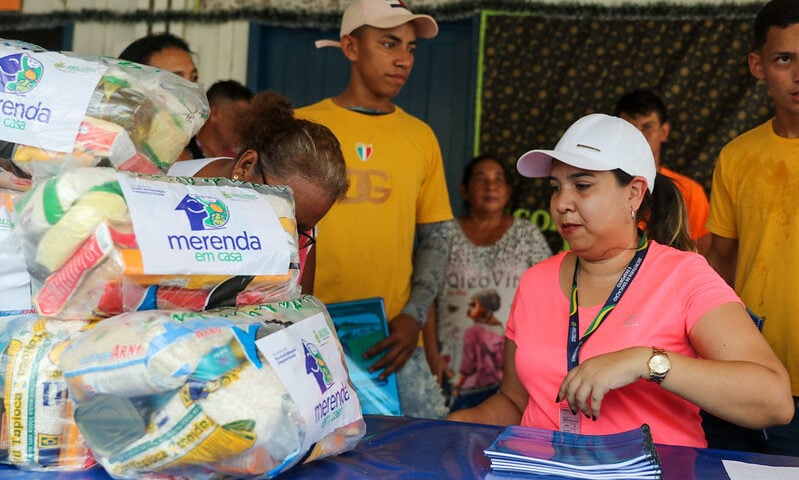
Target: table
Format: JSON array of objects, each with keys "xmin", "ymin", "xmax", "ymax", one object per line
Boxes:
[
  {"xmin": 3, "ymin": 415, "xmax": 799, "ymax": 479},
  {"xmin": 283, "ymin": 415, "xmax": 799, "ymax": 479}
]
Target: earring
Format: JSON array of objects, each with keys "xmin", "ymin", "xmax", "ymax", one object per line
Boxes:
[
  {"xmin": 233, "ymin": 174, "xmax": 240, "ymax": 181},
  {"xmin": 631, "ymin": 208, "xmax": 636, "ymax": 220}
]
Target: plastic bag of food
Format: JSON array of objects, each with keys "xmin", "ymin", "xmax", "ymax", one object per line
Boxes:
[
  {"xmin": 57, "ymin": 295, "xmax": 366, "ymax": 479},
  {"xmin": 0, "ymin": 38, "xmax": 208, "ymax": 180},
  {"xmin": 0, "ymin": 315, "xmax": 95, "ymax": 471},
  {"xmin": 13, "ymin": 167, "xmax": 299, "ymax": 319},
  {"xmin": 0, "ymin": 188, "xmax": 33, "ymax": 317}
]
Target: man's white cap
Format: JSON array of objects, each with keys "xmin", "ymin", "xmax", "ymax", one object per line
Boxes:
[
  {"xmin": 516, "ymin": 113, "xmax": 657, "ymax": 193},
  {"xmin": 315, "ymin": 0, "xmax": 439, "ymax": 49}
]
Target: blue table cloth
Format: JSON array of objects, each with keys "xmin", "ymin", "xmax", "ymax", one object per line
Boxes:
[{"xmin": 3, "ymin": 415, "xmax": 799, "ymax": 479}]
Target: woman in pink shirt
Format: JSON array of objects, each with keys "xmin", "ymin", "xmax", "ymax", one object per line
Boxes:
[{"xmin": 447, "ymin": 114, "xmax": 792, "ymax": 447}]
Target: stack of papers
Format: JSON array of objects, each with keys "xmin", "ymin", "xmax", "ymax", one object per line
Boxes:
[{"xmin": 484, "ymin": 424, "xmax": 662, "ymax": 479}]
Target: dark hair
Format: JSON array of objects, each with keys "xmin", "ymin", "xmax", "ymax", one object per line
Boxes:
[
  {"xmin": 460, "ymin": 154, "xmax": 510, "ymax": 213},
  {"xmin": 752, "ymin": 0, "xmax": 799, "ymax": 52},
  {"xmin": 206, "ymin": 80, "xmax": 254, "ymax": 106},
  {"xmin": 239, "ymin": 91, "xmax": 349, "ymax": 201},
  {"xmin": 612, "ymin": 170, "xmax": 695, "ymax": 252},
  {"xmin": 473, "ymin": 289, "xmax": 501, "ymax": 314},
  {"xmin": 613, "ymin": 89, "xmax": 668, "ymax": 124},
  {"xmin": 118, "ymin": 32, "xmax": 192, "ymax": 65},
  {"xmin": 461, "ymin": 154, "xmax": 509, "ymax": 188}
]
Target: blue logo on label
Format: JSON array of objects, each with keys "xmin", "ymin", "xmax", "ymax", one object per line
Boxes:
[
  {"xmin": 303, "ymin": 339, "xmax": 334, "ymax": 393},
  {"xmin": 175, "ymin": 194, "xmax": 230, "ymax": 231},
  {"xmin": 0, "ymin": 53, "xmax": 43, "ymax": 93}
]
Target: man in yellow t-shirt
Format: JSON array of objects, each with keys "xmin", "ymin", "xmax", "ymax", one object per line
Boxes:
[
  {"xmin": 297, "ymin": 0, "xmax": 453, "ymax": 418},
  {"xmin": 614, "ymin": 89, "xmax": 711, "ymax": 255},
  {"xmin": 707, "ymin": 0, "xmax": 799, "ymax": 456}
]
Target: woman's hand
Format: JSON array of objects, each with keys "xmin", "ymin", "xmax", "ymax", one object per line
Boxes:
[
  {"xmin": 556, "ymin": 347, "xmax": 650, "ymax": 420},
  {"xmin": 426, "ymin": 351, "xmax": 454, "ymax": 385}
]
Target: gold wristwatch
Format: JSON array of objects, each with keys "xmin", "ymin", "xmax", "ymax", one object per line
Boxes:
[{"xmin": 647, "ymin": 347, "xmax": 670, "ymax": 384}]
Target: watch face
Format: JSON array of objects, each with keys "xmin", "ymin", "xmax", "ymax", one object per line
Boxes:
[{"xmin": 650, "ymin": 354, "xmax": 670, "ymax": 374}]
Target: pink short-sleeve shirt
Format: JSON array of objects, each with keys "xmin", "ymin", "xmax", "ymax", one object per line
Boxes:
[{"xmin": 506, "ymin": 241, "xmax": 742, "ymax": 447}]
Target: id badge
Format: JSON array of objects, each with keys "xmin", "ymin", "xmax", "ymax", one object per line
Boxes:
[{"xmin": 559, "ymin": 401, "xmax": 581, "ymax": 434}]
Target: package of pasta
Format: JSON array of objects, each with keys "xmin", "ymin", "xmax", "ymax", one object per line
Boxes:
[
  {"xmin": 0, "ymin": 38, "xmax": 208, "ymax": 180},
  {"xmin": 56, "ymin": 295, "xmax": 366, "ymax": 480},
  {"xmin": 13, "ymin": 167, "xmax": 300, "ymax": 319},
  {"xmin": 0, "ymin": 315, "xmax": 96, "ymax": 471}
]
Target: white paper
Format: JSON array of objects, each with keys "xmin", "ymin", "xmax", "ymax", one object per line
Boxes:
[
  {"xmin": 257, "ymin": 313, "xmax": 361, "ymax": 454},
  {"xmin": 117, "ymin": 173, "xmax": 291, "ymax": 275},
  {"xmin": 0, "ymin": 47, "xmax": 106, "ymax": 152},
  {"xmin": 723, "ymin": 460, "xmax": 799, "ymax": 479}
]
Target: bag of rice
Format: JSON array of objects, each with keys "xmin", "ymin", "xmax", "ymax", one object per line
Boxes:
[{"xmin": 58, "ymin": 296, "xmax": 366, "ymax": 479}]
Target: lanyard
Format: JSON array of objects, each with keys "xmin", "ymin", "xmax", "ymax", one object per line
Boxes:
[{"xmin": 566, "ymin": 232, "xmax": 649, "ymax": 371}]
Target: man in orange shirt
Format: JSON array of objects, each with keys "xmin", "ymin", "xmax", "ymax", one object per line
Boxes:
[{"xmin": 614, "ymin": 89, "xmax": 711, "ymax": 255}]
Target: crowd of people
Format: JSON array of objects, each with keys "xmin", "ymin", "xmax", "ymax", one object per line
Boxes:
[{"xmin": 110, "ymin": 0, "xmax": 798, "ymax": 457}]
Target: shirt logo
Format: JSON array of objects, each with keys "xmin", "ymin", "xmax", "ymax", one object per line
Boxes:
[
  {"xmin": 175, "ymin": 194, "xmax": 230, "ymax": 231},
  {"xmin": 355, "ymin": 143, "xmax": 373, "ymax": 162}
]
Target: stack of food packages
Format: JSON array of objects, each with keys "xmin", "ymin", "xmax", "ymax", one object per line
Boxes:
[{"xmin": 0, "ymin": 40, "xmax": 366, "ymax": 479}]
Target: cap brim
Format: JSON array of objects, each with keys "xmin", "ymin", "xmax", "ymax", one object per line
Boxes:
[
  {"xmin": 517, "ymin": 149, "xmax": 619, "ymax": 178},
  {"xmin": 369, "ymin": 14, "xmax": 439, "ymax": 38},
  {"xmin": 516, "ymin": 150, "xmax": 555, "ymax": 178},
  {"xmin": 315, "ymin": 39, "xmax": 342, "ymax": 49},
  {"xmin": 412, "ymin": 15, "xmax": 439, "ymax": 38}
]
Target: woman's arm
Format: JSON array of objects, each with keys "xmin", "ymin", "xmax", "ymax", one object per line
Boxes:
[
  {"xmin": 423, "ymin": 304, "xmax": 453, "ymax": 384},
  {"xmin": 557, "ymin": 302, "xmax": 793, "ymax": 428},
  {"xmin": 447, "ymin": 339, "xmax": 528, "ymax": 425},
  {"xmin": 677, "ymin": 302, "xmax": 793, "ymax": 428}
]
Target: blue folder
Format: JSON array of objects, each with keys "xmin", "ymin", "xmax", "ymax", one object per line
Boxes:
[{"xmin": 326, "ymin": 297, "xmax": 402, "ymax": 416}]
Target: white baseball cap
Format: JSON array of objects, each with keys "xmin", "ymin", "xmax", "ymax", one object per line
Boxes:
[
  {"xmin": 516, "ymin": 113, "xmax": 657, "ymax": 192},
  {"xmin": 315, "ymin": 0, "xmax": 439, "ymax": 49}
]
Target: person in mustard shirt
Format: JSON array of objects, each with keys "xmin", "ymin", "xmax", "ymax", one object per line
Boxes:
[
  {"xmin": 614, "ymin": 89, "xmax": 711, "ymax": 255},
  {"xmin": 297, "ymin": 0, "xmax": 454, "ymax": 418},
  {"xmin": 706, "ymin": 0, "xmax": 799, "ymax": 456}
]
